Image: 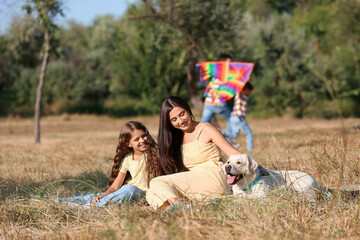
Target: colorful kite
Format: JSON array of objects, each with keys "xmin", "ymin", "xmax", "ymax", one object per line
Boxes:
[{"xmin": 196, "ymin": 61, "xmax": 254, "ymax": 102}]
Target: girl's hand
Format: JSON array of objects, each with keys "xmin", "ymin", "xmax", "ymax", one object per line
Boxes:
[{"xmin": 91, "ymin": 196, "xmax": 102, "ymax": 204}]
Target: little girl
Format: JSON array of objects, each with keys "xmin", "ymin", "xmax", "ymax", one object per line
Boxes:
[{"xmin": 61, "ymin": 121, "xmax": 162, "ymax": 207}]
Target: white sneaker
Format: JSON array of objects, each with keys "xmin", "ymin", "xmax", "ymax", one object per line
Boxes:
[
  {"xmin": 164, "ymin": 201, "xmax": 190, "ymax": 212},
  {"xmin": 204, "ymin": 197, "xmax": 220, "ymax": 206}
]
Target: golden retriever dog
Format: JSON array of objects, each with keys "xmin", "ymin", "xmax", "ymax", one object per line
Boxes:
[{"xmin": 224, "ymin": 154, "xmax": 330, "ymax": 202}]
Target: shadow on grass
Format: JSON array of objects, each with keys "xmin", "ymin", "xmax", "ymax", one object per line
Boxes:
[{"xmin": 0, "ymin": 170, "xmax": 109, "ymax": 202}]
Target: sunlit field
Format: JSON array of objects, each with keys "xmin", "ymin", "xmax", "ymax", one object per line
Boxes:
[{"xmin": 0, "ymin": 114, "xmax": 359, "ymax": 239}]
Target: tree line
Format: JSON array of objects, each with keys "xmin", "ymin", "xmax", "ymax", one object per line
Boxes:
[{"xmin": 0, "ymin": 0, "xmax": 359, "ymax": 119}]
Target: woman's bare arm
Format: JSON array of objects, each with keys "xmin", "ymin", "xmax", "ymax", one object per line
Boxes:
[
  {"xmin": 201, "ymin": 123, "xmax": 243, "ymax": 157},
  {"xmin": 200, "ymin": 123, "xmax": 268, "ymax": 175}
]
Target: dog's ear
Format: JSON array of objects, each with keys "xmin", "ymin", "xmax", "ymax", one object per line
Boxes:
[{"xmin": 247, "ymin": 155, "xmax": 259, "ymax": 174}]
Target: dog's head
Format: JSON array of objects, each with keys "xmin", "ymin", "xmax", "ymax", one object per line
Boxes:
[{"xmin": 223, "ymin": 154, "xmax": 259, "ymax": 185}]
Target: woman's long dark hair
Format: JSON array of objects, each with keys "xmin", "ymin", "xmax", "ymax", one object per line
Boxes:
[
  {"xmin": 158, "ymin": 96, "xmax": 194, "ymax": 174},
  {"xmin": 108, "ymin": 121, "xmax": 162, "ymax": 188}
]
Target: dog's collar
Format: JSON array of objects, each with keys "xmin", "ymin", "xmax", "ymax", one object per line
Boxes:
[{"xmin": 241, "ymin": 171, "xmax": 261, "ymax": 192}]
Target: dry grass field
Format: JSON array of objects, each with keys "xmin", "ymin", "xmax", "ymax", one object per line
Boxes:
[{"xmin": 0, "ymin": 114, "xmax": 359, "ymax": 239}]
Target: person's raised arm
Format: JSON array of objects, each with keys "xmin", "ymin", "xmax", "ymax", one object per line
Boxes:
[
  {"xmin": 91, "ymin": 172, "xmax": 126, "ymax": 204},
  {"xmin": 202, "ymin": 123, "xmax": 268, "ymax": 175},
  {"xmin": 202, "ymin": 123, "xmax": 243, "ymax": 157}
]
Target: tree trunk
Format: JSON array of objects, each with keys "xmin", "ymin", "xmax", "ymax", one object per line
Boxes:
[
  {"xmin": 34, "ymin": 29, "xmax": 50, "ymax": 143},
  {"xmin": 186, "ymin": 41, "xmax": 203, "ymax": 112},
  {"xmin": 185, "ymin": 39, "xmax": 221, "ymax": 127}
]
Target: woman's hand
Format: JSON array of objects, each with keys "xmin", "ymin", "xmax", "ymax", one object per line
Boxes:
[{"xmin": 91, "ymin": 196, "xmax": 102, "ymax": 205}]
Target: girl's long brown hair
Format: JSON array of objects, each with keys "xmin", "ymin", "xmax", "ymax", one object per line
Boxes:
[
  {"xmin": 158, "ymin": 96, "xmax": 192, "ymax": 174},
  {"xmin": 107, "ymin": 121, "xmax": 162, "ymax": 188}
]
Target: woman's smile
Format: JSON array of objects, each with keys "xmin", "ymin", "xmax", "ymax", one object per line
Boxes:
[{"xmin": 179, "ymin": 120, "xmax": 188, "ymax": 128}]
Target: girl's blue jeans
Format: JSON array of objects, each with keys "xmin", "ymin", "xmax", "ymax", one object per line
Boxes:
[{"xmin": 60, "ymin": 184, "xmax": 146, "ymax": 207}]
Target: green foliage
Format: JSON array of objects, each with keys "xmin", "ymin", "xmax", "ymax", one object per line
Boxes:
[
  {"xmin": 232, "ymin": 0, "xmax": 360, "ymax": 118},
  {"xmin": 291, "ymin": 0, "xmax": 360, "ymax": 117},
  {"xmin": 164, "ymin": 0, "xmax": 238, "ymax": 44},
  {"xmin": 0, "ymin": 36, "xmax": 19, "ymax": 114},
  {"xmin": 5, "ymin": 15, "xmax": 43, "ymax": 68},
  {"xmin": 128, "ymin": 0, "xmax": 241, "ymax": 108},
  {"xmin": 22, "ymin": 0, "xmax": 64, "ymax": 31},
  {"xmin": 0, "ymin": 0, "xmax": 359, "ymax": 118},
  {"xmin": 44, "ymin": 17, "xmax": 115, "ymax": 115},
  {"xmin": 236, "ymin": 13, "xmax": 322, "ymax": 117},
  {"xmin": 108, "ymin": 5, "xmax": 188, "ymax": 113}
]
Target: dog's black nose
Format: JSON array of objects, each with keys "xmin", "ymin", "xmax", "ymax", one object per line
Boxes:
[{"xmin": 225, "ymin": 165, "xmax": 231, "ymax": 172}]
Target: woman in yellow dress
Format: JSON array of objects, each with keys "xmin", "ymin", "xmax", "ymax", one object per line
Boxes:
[{"xmin": 146, "ymin": 96, "xmax": 251, "ymax": 210}]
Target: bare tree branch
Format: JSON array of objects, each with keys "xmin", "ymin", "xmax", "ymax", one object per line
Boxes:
[
  {"xmin": 128, "ymin": 13, "xmax": 163, "ymax": 20},
  {"xmin": 129, "ymin": 0, "xmax": 207, "ymax": 60}
]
